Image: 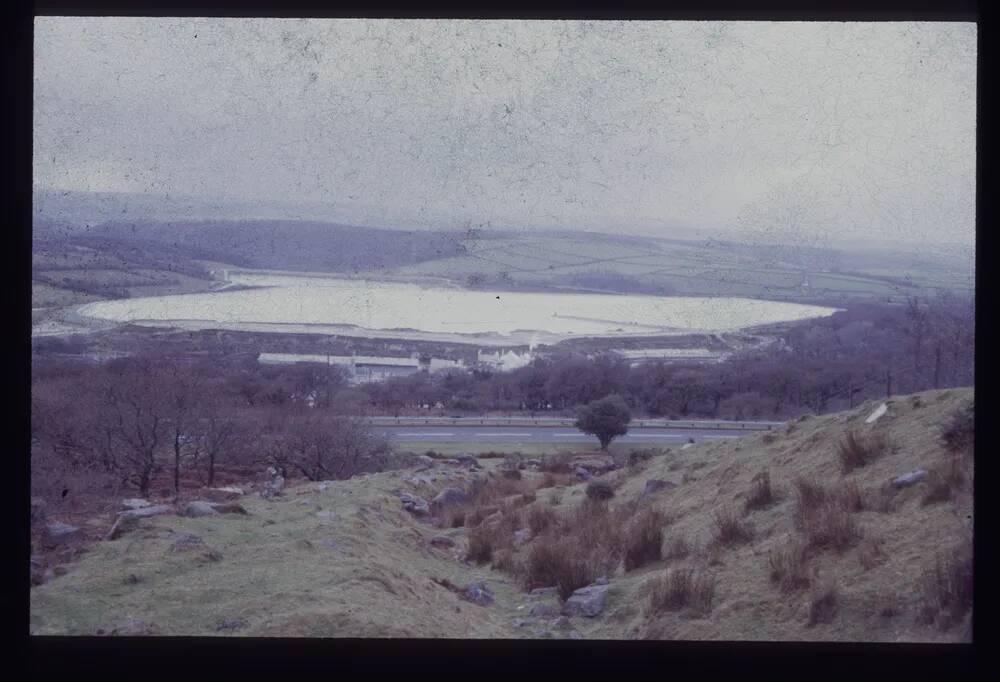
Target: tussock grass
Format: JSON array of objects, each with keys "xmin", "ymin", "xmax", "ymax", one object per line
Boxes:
[
  {"xmin": 806, "ymin": 582, "xmax": 839, "ymax": 626},
  {"xmin": 539, "ymin": 452, "xmax": 574, "ymax": 474},
  {"xmin": 940, "ymin": 400, "xmax": 974, "ymax": 453},
  {"xmin": 519, "ymin": 535, "xmax": 606, "ymax": 601},
  {"xmin": 647, "ymin": 568, "xmax": 715, "ymax": 616},
  {"xmin": 744, "ymin": 469, "xmax": 775, "ymax": 512},
  {"xmin": 918, "ymin": 538, "xmax": 973, "ymax": 631},
  {"xmin": 792, "ymin": 477, "xmax": 865, "ymax": 552},
  {"xmin": 664, "ymin": 535, "xmax": 690, "ymax": 560},
  {"xmin": 526, "ymin": 504, "xmax": 558, "ymax": 536},
  {"xmin": 768, "ymin": 538, "xmax": 812, "ymax": 593},
  {"xmin": 921, "ymin": 456, "xmax": 970, "ymax": 506},
  {"xmin": 622, "ymin": 507, "xmax": 667, "ymax": 571},
  {"xmin": 858, "ymin": 536, "xmax": 887, "ymax": 570},
  {"xmin": 713, "ymin": 505, "xmax": 754, "ymax": 547},
  {"xmin": 836, "ymin": 429, "xmax": 891, "ymax": 473},
  {"xmin": 585, "ymin": 480, "xmax": 615, "ymax": 502}
]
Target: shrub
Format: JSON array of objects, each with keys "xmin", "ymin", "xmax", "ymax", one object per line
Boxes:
[
  {"xmin": 918, "ymin": 538, "xmax": 973, "ymax": 631},
  {"xmin": 465, "ymin": 524, "xmax": 499, "ymax": 564},
  {"xmin": 744, "ymin": 469, "xmax": 775, "ymax": 512},
  {"xmin": 768, "ymin": 538, "xmax": 812, "ymax": 593},
  {"xmin": 713, "ymin": 505, "xmax": 754, "ymax": 546},
  {"xmin": 835, "ymin": 481, "xmax": 864, "ymax": 512},
  {"xmin": 801, "ymin": 502, "xmax": 863, "ymax": 553},
  {"xmin": 836, "ymin": 430, "xmax": 890, "ymax": 473},
  {"xmin": 526, "ymin": 504, "xmax": 558, "ymax": 535},
  {"xmin": 539, "ymin": 452, "xmax": 574, "ymax": 474},
  {"xmin": 492, "ymin": 548, "xmax": 518, "ymax": 574},
  {"xmin": 793, "ymin": 477, "xmax": 829, "ymax": 512},
  {"xmin": 921, "ymin": 456, "xmax": 970, "ymax": 506},
  {"xmin": 585, "ymin": 480, "xmax": 615, "ymax": 502},
  {"xmin": 940, "ymin": 400, "xmax": 974, "ymax": 453},
  {"xmin": 623, "ymin": 508, "xmax": 667, "ymax": 571},
  {"xmin": 647, "ymin": 568, "xmax": 715, "ymax": 615},
  {"xmin": 548, "ymin": 491, "xmax": 563, "ymax": 507},
  {"xmin": 806, "ymin": 582, "xmax": 839, "ymax": 626},
  {"xmin": 519, "ymin": 535, "xmax": 602, "ymax": 601}
]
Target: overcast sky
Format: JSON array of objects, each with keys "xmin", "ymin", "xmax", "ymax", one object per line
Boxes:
[{"xmin": 34, "ymin": 18, "xmax": 976, "ymax": 247}]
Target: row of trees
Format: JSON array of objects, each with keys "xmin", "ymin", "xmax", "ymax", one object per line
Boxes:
[
  {"xmin": 31, "ymin": 356, "xmax": 390, "ymax": 501},
  {"xmin": 356, "ymin": 294, "xmax": 974, "ymax": 418}
]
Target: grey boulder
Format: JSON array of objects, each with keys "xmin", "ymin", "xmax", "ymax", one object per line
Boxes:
[
  {"xmin": 892, "ymin": 470, "xmax": 928, "ymax": 489},
  {"xmin": 562, "ymin": 584, "xmax": 610, "ymax": 618},
  {"xmin": 642, "ymin": 479, "xmax": 677, "ymax": 496}
]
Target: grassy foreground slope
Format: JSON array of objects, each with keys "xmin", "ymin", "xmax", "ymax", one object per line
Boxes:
[{"xmin": 30, "ymin": 388, "xmax": 972, "ymax": 640}]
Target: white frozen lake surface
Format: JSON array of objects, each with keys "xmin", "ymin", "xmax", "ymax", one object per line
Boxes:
[{"xmin": 76, "ymin": 272, "xmax": 839, "ymax": 344}]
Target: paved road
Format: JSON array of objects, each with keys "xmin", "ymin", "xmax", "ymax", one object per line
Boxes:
[{"xmin": 375, "ymin": 425, "xmax": 751, "ymax": 444}]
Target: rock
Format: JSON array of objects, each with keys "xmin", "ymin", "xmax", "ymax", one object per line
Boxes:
[
  {"xmin": 121, "ymin": 498, "xmax": 152, "ymax": 511},
  {"xmin": 44, "ymin": 522, "xmax": 81, "ymax": 546},
  {"xmin": 572, "ymin": 456, "xmax": 616, "ymax": 475},
  {"xmin": 439, "ymin": 458, "xmax": 460, "ymax": 466},
  {"xmin": 204, "ymin": 487, "xmax": 244, "ymax": 502},
  {"xmin": 315, "ymin": 510, "xmax": 336, "ymax": 520},
  {"xmin": 514, "ymin": 528, "xmax": 532, "ymax": 546},
  {"xmin": 573, "ymin": 467, "xmax": 593, "ymax": 481},
  {"xmin": 455, "ymin": 454, "xmax": 478, "ymax": 467},
  {"xmin": 30, "ymin": 497, "xmax": 47, "ymax": 526},
  {"xmin": 530, "ymin": 586, "xmax": 559, "ymax": 598},
  {"xmin": 525, "ymin": 459, "xmax": 542, "ymax": 468},
  {"xmin": 169, "ymin": 533, "xmax": 205, "ymax": 552},
  {"xmin": 183, "ymin": 501, "xmax": 220, "ymax": 517},
  {"xmin": 105, "ymin": 514, "xmax": 140, "ymax": 541},
  {"xmin": 212, "ymin": 502, "xmax": 248, "ymax": 515},
  {"xmin": 642, "ymin": 479, "xmax": 677, "ymax": 496},
  {"xmin": 110, "ymin": 619, "xmax": 158, "ymax": 636},
  {"xmin": 512, "ymin": 618, "xmax": 530, "ymax": 628},
  {"xmin": 681, "ymin": 443, "xmax": 693, "ymax": 450},
  {"xmin": 119, "ymin": 504, "xmax": 173, "ymax": 519},
  {"xmin": 892, "ymin": 470, "xmax": 928, "ymax": 489},
  {"xmin": 431, "ymin": 487, "xmax": 472, "ymax": 510},
  {"xmin": 529, "ymin": 601, "xmax": 561, "ymax": 618},
  {"xmin": 30, "ymin": 559, "xmax": 47, "ymax": 586},
  {"xmin": 594, "ymin": 576, "xmax": 609, "ymax": 585},
  {"xmin": 417, "ymin": 454, "xmax": 436, "ymax": 466},
  {"xmin": 562, "ymin": 584, "xmax": 610, "ymax": 618},
  {"xmin": 463, "ymin": 581, "xmax": 495, "ymax": 606},
  {"xmin": 261, "ymin": 471, "xmax": 285, "ymax": 499},
  {"xmin": 531, "ymin": 628, "xmax": 554, "ymax": 639},
  {"xmin": 865, "ymin": 403, "xmax": 888, "ymax": 424},
  {"xmin": 400, "ymin": 492, "xmax": 430, "ymax": 516},
  {"xmin": 551, "ymin": 616, "xmax": 574, "ymax": 631},
  {"xmin": 406, "ymin": 476, "xmax": 433, "ymax": 487},
  {"xmin": 568, "ymin": 631, "xmax": 584, "ymax": 640},
  {"xmin": 429, "ymin": 535, "xmax": 456, "ymax": 549},
  {"xmin": 317, "ymin": 481, "xmax": 333, "ymax": 492}
]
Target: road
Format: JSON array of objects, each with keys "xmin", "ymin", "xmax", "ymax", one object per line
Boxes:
[{"xmin": 374, "ymin": 425, "xmax": 753, "ymax": 445}]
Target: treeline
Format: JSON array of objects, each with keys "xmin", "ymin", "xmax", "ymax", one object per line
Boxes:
[
  {"xmin": 31, "ymin": 356, "xmax": 392, "ymax": 504},
  {"xmin": 358, "ymin": 294, "xmax": 974, "ymax": 418}
]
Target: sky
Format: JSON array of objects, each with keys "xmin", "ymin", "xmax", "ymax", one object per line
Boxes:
[{"xmin": 33, "ymin": 19, "xmax": 976, "ymax": 247}]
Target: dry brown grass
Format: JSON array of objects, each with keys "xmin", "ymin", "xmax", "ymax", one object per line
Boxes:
[
  {"xmin": 744, "ymin": 468, "xmax": 775, "ymax": 512},
  {"xmin": 526, "ymin": 504, "xmax": 558, "ymax": 535},
  {"xmin": 806, "ymin": 582, "xmax": 839, "ymax": 626},
  {"xmin": 537, "ymin": 472, "xmax": 575, "ymax": 489},
  {"xmin": 836, "ymin": 429, "xmax": 891, "ymax": 473},
  {"xmin": 792, "ymin": 477, "xmax": 864, "ymax": 553},
  {"xmin": 713, "ymin": 505, "xmax": 754, "ymax": 546},
  {"xmin": 768, "ymin": 537, "xmax": 812, "ymax": 593},
  {"xmin": 622, "ymin": 507, "xmax": 667, "ymax": 571},
  {"xmin": 647, "ymin": 567, "xmax": 716, "ymax": 616},
  {"xmin": 539, "ymin": 452, "xmax": 574, "ymax": 474},
  {"xmin": 858, "ymin": 536, "xmax": 887, "ymax": 570},
  {"xmin": 917, "ymin": 537, "xmax": 973, "ymax": 631},
  {"xmin": 921, "ymin": 455, "xmax": 971, "ymax": 506},
  {"xmin": 940, "ymin": 400, "xmax": 974, "ymax": 453},
  {"xmin": 585, "ymin": 480, "xmax": 615, "ymax": 501},
  {"xmin": 518, "ymin": 534, "xmax": 608, "ymax": 600},
  {"xmin": 664, "ymin": 535, "xmax": 690, "ymax": 560}
]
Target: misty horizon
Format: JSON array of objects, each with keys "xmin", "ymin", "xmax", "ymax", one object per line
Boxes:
[{"xmin": 34, "ymin": 19, "xmax": 976, "ymax": 250}]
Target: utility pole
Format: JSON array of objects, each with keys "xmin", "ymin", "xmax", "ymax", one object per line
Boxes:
[{"xmin": 885, "ymin": 369, "xmax": 893, "ymax": 399}]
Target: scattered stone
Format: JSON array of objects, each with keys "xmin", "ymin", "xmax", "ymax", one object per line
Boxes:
[
  {"xmin": 562, "ymin": 584, "xmax": 610, "ymax": 618},
  {"xmin": 44, "ymin": 522, "xmax": 81, "ymax": 546},
  {"xmin": 892, "ymin": 470, "xmax": 928, "ymax": 489},
  {"xmin": 439, "ymin": 458, "xmax": 460, "ymax": 466},
  {"xmin": 529, "ymin": 601, "xmax": 561, "ymax": 618},
  {"xmin": 455, "ymin": 454, "xmax": 478, "ymax": 467},
  {"xmin": 315, "ymin": 511, "xmax": 336, "ymax": 520},
  {"xmin": 261, "ymin": 468, "xmax": 285, "ymax": 499},
  {"xmin": 530, "ymin": 586, "xmax": 559, "ymax": 598},
  {"xmin": 865, "ymin": 403, "xmax": 888, "ymax": 424},
  {"xmin": 573, "ymin": 467, "xmax": 593, "ymax": 481},
  {"xmin": 463, "ymin": 581, "xmax": 495, "ymax": 606},
  {"xmin": 121, "ymin": 498, "xmax": 152, "ymax": 511},
  {"xmin": 594, "ymin": 576, "xmax": 609, "ymax": 586},
  {"xmin": 432, "ymin": 487, "xmax": 472, "ymax": 510},
  {"xmin": 263, "ymin": 519, "xmax": 276, "ymax": 526},
  {"xmin": 642, "ymin": 479, "xmax": 677, "ymax": 496},
  {"xmin": 216, "ymin": 619, "xmax": 249, "ymax": 633},
  {"xmin": 30, "ymin": 559, "xmax": 47, "ymax": 586},
  {"xmin": 532, "ymin": 628, "xmax": 554, "ymax": 639},
  {"xmin": 406, "ymin": 476, "xmax": 434, "ymax": 487},
  {"xmin": 317, "ymin": 481, "xmax": 333, "ymax": 492},
  {"xmin": 295, "ymin": 539, "xmax": 315, "ymax": 550},
  {"xmin": 400, "ymin": 492, "xmax": 430, "ymax": 516},
  {"xmin": 212, "ymin": 502, "xmax": 248, "ymax": 515},
  {"xmin": 183, "ymin": 501, "xmax": 220, "ymax": 517},
  {"xmin": 52, "ymin": 565, "xmax": 69, "ymax": 577},
  {"xmin": 512, "ymin": 618, "xmax": 530, "ymax": 628},
  {"xmin": 204, "ymin": 487, "xmax": 244, "ymax": 502},
  {"xmin": 110, "ymin": 619, "xmax": 158, "ymax": 636},
  {"xmin": 551, "ymin": 616, "xmax": 574, "ymax": 631},
  {"xmin": 429, "ymin": 535, "xmax": 456, "ymax": 549},
  {"xmin": 514, "ymin": 528, "xmax": 532, "ymax": 546},
  {"xmin": 568, "ymin": 631, "xmax": 584, "ymax": 640},
  {"xmin": 417, "ymin": 454, "xmax": 436, "ymax": 466},
  {"xmin": 105, "ymin": 514, "xmax": 141, "ymax": 541},
  {"xmin": 119, "ymin": 504, "xmax": 173, "ymax": 519},
  {"xmin": 123, "ymin": 573, "xmax": 142, "ymax": 585},
  {"xmin": 681, "ymin": 443, "xmax": 693, "ymax": 450},
  {"xmin": 169, "ymin": 533, "xmax": 205, "ymax": 552}
]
